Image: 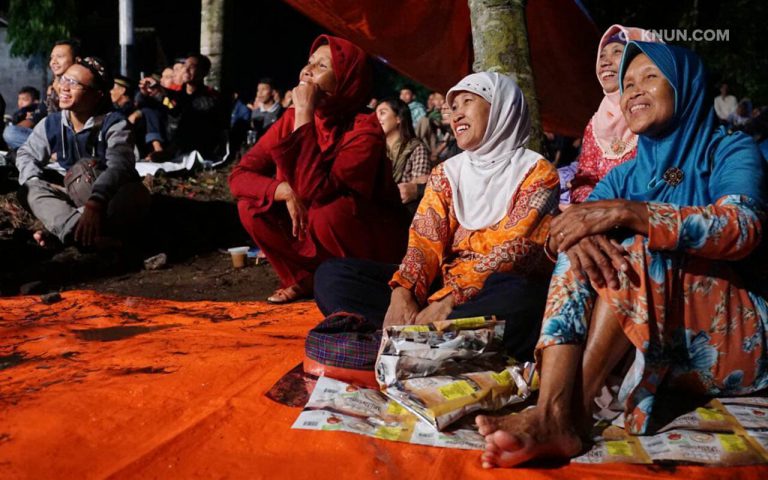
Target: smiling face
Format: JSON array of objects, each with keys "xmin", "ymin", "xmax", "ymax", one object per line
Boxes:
[
  {"xmin": 375, "ymin": 102, "xmax": 399, "ymax": 137},
  {"xmin": 299, "ymin": 44, "xmax": 337, "ymax": 94},
  {"xmin": 450, "ymin": 91, "xmax": 490, "ymax": 151},
  {"xmin": 58, "ymin": 64, "xmax": 101, "ymax": 114},
  {"xmin": 597, "ymin": 41, "xmax": 625, "ymax": 93},
  {"xmin": 440, "ymin": 102, "xmax": 451, "ymax": 126},
  {"xmin": 620, "ymin": 53, "xmax": 675, "ymax": 137},
  {"xmin": 50, "ymin": 45, "xmax": 76, "ymax": 78}
]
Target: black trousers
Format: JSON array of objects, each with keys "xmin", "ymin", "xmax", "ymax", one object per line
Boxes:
[{"xmin": 314, "ymin": 258, "xmax": 549, "ymax": 361}]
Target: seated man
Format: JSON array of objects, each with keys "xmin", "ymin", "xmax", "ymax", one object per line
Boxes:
[
  {"xmin": 16, "ymin": 57, "xmax": 150, "ymax": 248},
  {"xmin": 3, "ymin": 86, "xmax": 44, "ymax": 149},
  {"xmin": 110, "ymin": 75, "xmax": 136, "ymax": 117},
  {"xmin": 399, "ymin": 84, "xmax": 426, "ymax": 128},
  {"xmin": 136, "ymin": 53, "xmax": 227, "ymax": 160},
  {"xmin": 249, "ymin": 77, "xmax": 284, "ymax": 139}
]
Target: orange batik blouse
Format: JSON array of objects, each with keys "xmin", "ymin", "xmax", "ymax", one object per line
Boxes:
[{"xmin": 390, "ymin": 158, "xmax": 560, "ymax": 305}]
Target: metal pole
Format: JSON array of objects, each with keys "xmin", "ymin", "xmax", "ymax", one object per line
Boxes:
[{"xmin": 119, "ymin": 0, "xmax": 135, "ymax": 77}]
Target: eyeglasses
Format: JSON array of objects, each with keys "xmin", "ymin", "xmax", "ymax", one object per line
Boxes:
[{"xmin": 59, "ymin": 75, "xmax": 92, "ymax": 91}]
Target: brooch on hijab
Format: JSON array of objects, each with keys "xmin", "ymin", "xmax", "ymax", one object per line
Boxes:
[
  {"xmin": 610, "ymin": 138, "xmax": 626, "ymax": 155},
  {"xmin": 663, "ymin": 167, "xmax": 684, "ymax": 186}
]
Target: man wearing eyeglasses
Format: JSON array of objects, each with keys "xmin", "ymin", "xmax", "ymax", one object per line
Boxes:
[{"xmin": 16, "ymin": 57, "xmax": 149, "ymax": 249}]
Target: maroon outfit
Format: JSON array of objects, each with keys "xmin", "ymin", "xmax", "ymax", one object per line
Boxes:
[{"xmin": 229, "ymin": 35, "xmax": 408, "ymax": 288}]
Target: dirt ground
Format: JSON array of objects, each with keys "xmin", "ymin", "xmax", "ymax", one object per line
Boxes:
[{"xmin": 0, "ymin": 162, "xmax": 281, "ymax": 301}]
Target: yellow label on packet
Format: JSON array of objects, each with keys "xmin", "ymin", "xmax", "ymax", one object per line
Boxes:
[
  {"xmin": 696, "ymin": 407, "xmax": 725, "ymax": 422},
  {"xmin": 375, "ymin": 426, "xmax": 402, "ymax": 441},
  {"xmin": 491, "ymin": 369, "xmax": 512, "ymax": 386},
  {"xmin": 401, "ymin": 325, "xmax": 430, "ymax": 333},
  {"xmin": 717, "ymin": 433, "xmax": 748, "ymax": 452},
  {"xmin": 605, "ymin": 440, "xmax": 633, "ymax": 457},
  {"xmin": 438, "ymin": 380, "xmax": 476, "ymax": 400},
  {"xmin": 386, "ymin": 401, "xmax": 406, "ymax": 415},
  {"xmin": 452, "ymin": 317, "xmax": 486, "ymax": 329}
]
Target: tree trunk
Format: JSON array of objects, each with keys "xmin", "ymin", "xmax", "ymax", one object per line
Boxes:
[
  {"xmin": 200, "ymin": 0, "xmax": 225, "ymax": 90},
  {"xmin": 468, "ymin": 0, "xmax": 543, "ymax": 152}
]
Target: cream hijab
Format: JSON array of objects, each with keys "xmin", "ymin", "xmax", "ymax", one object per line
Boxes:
[{"xmin": 443, "ymin": 72, "xmax": 541, "ymax": 230}]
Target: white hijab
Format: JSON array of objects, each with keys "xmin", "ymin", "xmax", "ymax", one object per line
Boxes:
[{"xmin": 443, "ymin": 72, "xmax": 541, "ymax": 230}]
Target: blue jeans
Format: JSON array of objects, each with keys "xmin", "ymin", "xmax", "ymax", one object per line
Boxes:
[
  {"xmin": 314, "ymin": 257, "xmax": 549, "ymax": 361},
  {"xmin": 3, "ymin": 125, "xmax": 33, "ymax": 150}
]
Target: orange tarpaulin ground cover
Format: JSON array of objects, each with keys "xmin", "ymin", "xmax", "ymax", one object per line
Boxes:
[{"xmin": 2, "ymin": 291, "xmax": 767, "ymax": 479}]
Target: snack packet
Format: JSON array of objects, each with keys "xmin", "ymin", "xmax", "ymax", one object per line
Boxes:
[{"xmin": 375, "ymin": 316, "xmax": 537, "ymax": 430}]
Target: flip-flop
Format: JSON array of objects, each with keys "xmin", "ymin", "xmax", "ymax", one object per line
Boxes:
[{"xmin": 266, "ymin": 285, "xmax": 310, "ymax": 304}]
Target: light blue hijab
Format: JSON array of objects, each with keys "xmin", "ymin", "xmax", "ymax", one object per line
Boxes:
[{"xmin": 590, "ymin": 41, "xmax": 766, "ymax": 207}]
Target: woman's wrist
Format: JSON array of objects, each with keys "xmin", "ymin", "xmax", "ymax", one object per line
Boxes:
[
  {"xmin": 274, "ymin": 181, "xmax": 294, "ymax": 202},
  {"xmin": 619, "ymin": 201, "xmax": 649, "ymax": 235},
  {"xmin": 293, "ymin": 108, "xmax": 313, "ymax": 130},
  {"xmin": 543, "ymin": 232, "xmax": 559, "ymax": 262},
  {"xmin": 391, "ymin": 286, "xmax": 413, "ymax": 298}
]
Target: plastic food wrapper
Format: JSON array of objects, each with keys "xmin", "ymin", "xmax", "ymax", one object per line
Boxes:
[
  {"xmin": 657, "ymin": 406, "xmax": 737, "ymax": 433},
  {"xmin": 638, "ymin": 431, "xmax": 765, "ymax": 465},
  {"xmin": 291, "ymin": 376, "xmax": 485, "ymax": 450},
  {"xmin": 573, "ymin": 397, "xmax": 768, "ymax": 465},
  {"xmin": 374, "ymin": 316, "xmax": 537, "ymax": 431}
]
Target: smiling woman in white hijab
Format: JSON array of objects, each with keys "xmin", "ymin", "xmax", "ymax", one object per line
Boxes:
[
  {"xmin": 443, "ymin": 72, "xmax": 542, "ymax": 230},
  {"xmin": 312, "ymin": 72, "xmax": 561, "ymax": 362}
]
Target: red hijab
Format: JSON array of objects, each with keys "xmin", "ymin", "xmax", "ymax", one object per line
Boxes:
[{"xmin": 308, "ymin": 35, "xmax": 374, "ymax": 152}]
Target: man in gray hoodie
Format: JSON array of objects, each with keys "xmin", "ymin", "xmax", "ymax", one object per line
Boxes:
[{"xmin": 16, "ymin": 57, "xmax": 149, "ymax": 248}]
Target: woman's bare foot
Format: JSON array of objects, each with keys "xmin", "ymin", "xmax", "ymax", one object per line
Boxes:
[{"xmin": 476, "ymin": 406, "xmax": 583, "ymax": 468}]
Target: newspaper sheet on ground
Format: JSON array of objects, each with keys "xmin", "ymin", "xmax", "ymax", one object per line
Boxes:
[
  {"xmin": 291, "ymin": 376, "xmax": 486, "ymax": 450},
  {"xmin": 292, "ymin": 378, "xmax": 768, "ymax": 464},
  {"xmin": 573, "ymin": 397, "xmax": 768, "ymax": 465},
  {"xmin": 290, "ymin": 316, "xmax": 768, "ymax": 464},
  {"xmin": 375, "ymin": 316, "xmax": 537, "ymax": 431}
]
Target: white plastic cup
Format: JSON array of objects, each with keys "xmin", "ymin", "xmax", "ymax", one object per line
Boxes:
[{"xmin": 227, "ymin": 247, "xmax": 249, "ymax": 268}]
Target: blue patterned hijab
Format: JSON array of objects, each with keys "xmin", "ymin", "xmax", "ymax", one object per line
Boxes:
[{"xmin": 591, "ymin": 41, "xmax": 766, "ymax": 207}]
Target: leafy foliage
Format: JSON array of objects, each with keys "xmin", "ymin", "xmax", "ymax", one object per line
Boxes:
[{"xmin": 6, "ymin": 0, "xmax": 77, "ymax": 58}]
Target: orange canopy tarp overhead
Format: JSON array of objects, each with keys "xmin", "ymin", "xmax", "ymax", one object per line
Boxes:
[
  {"xmin": 281, "ymin": 0, "xmax": 603, "ymax": 138},
  {"xmin": 2, "ymin": 291, "xmax": 768, "ymax": 479}
]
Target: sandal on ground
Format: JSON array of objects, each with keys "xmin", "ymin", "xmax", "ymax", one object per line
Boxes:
[{"xmin": 266, "ymin": 284, "xmax": 311, "ymax": 304}]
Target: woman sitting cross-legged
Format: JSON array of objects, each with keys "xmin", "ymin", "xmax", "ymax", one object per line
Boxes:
[
  {"xmin": 314, "ymin": 72, "xmax": 560, "ymax": 360},
  {"xmin": 228, "ymin": 35, "xmax": 409, "ymax": 304},
  {"xmin": 477, "ymin": 42, "xmax": 768, "ymax": 468}
]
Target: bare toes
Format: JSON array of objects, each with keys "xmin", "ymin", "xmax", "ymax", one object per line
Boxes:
[
  {"xmin": 476, "ymin": 414, "xmax": 501, "ymax": 436},
  {"xmin": 481, "ymin": 451, "xmax": 498, "ymax": 469},
  {"xmin": 484, "ymin": 440, "xmax": 500, "ymax": 455}
]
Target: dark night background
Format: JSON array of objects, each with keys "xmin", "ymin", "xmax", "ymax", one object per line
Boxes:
[{"xmin": 0, "ymin": 0, "xmax": 765, "ymax": 104}]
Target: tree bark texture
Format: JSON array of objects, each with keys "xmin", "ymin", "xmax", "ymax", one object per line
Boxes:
[
  {"xmin": 468, "ymin": 0, "xmax": 543, "ymax": 152},
  {"xmin": 200, "ymin": 0, "xmax": 225, "ymax": 90}
]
